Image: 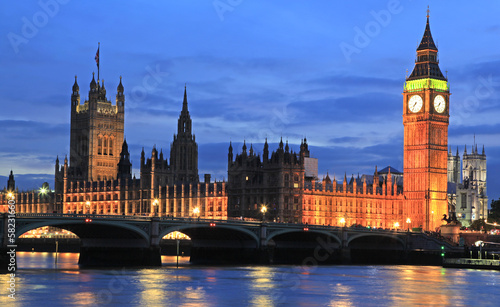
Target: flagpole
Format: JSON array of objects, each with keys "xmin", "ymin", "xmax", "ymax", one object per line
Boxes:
[{"xmin": 97, "ymin": 42, "xmax": 100, "ymax": 82}]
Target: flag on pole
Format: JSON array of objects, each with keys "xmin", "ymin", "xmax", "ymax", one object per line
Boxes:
[{"xmin": 95, "ymin": 44, "xmax": 100, "ymax": 68}]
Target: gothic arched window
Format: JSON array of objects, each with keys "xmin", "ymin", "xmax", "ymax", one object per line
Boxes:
[
  {"xmin": 98, "ymin": 137, "xmax": 102, "ymax": 155},
  {"xmin": 109, "ymin": 138, "xmax": 113, "ymax": 156},
  {"xmin": 103, "ymin": 138, "xmax": 108, "ymax": 155}
]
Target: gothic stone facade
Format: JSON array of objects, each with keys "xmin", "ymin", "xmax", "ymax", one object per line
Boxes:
[
  {"xmin": 227, "ymin": 139, "xmax": 405, "ymax": 227},
  {"xmin": 402, "ymin": 15, "xmax": 450, "ymax": 231},
  {"xmin": 227, "ymin": 138, "xmax": 307, "ymax": 223},
  {"xmin": 52, "ymin": 77, "xmax": 225, "ymax": 218},
  {"xmin": 68, "ymin": 74, "xmax": 125, "ymax": 182},
  {"xmin": 447, "ymin": 145, "xmax": 488, "ymax": 227}
]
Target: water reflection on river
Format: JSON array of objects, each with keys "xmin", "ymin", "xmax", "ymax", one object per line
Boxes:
[{"xmin": 1, "ymin": 252, "xmax": 500, "ymax": 306}]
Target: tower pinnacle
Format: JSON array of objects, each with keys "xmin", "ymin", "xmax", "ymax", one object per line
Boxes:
[{"xmin": 406, "ymin": 13, "xmax": 445, "ymax": 82}]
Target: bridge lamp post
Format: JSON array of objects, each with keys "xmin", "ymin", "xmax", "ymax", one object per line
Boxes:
[
  {"xmin": 261, "ymin": 206, "xmax": 267, "ymax": 222},
  {"xmin": 406, "ymin": 218, "xmax": 411, "ymax": 232},
  {"xmin": 340, "ymin": 217, "xmax": 346, "ymax": 228},
  {"xmin": 193, "ymin": 207, "xmax": 200, "ymax": 218},
  {"xmin": 153, "ymin": 199, "xmax": 159, "ymax": 216},
  {"xmin": 394, "ymin": 222, "xmax": 400, "ymax": 231},
  {"xmin": 85, "ymin": 201, "xmax": 91, "ymax": 214}
]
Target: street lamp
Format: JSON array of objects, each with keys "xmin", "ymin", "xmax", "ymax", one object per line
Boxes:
[
  {"xmin": 394, "ymin": 222, "xmax": 400, "ymax": 231},
  {"xmin": 261, "ymin": 205, "xmax": 267, "ymax": 222},
  {"xmin": 85, "ymin": 201, "xmax": 91, "ymax": 214},
  {"xmin": 7, "ymin": 192, "xmax": 14, "ymax": 200},
  {"xmin": 340, "ymin": 217, "xmax": 346, "ymax": 227},
  {"xmin": 475, "ymin": 240, "xmax": 485, "ymax": 259},
  {"xmin": 406, "ymin": 218, "xmax": 411, "ymax": 232},
  {"xmin": 39, "ymin": 187, "xmax": 48, "ymax": 195},
  {"xmin": 153, "ymin": 199, "xmax": 159, "ymax": 216},
  {"xmin": 193, "ymin": 207, "xmax": 200, "ymax": 218}
]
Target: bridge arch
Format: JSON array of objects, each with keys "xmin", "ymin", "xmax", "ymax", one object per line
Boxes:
[
  {"xmin": 346, "ymin": 232, "xmax": 406, "ymax": 250},
  {"xmin": 347, "ymin": 232, "xmax": 406, "ymax": 249},
  {"xmin": 16, "ymin": 220, "xmax": 150, "ymax": 243},
  {"xmin": 265, "ymin": 229, "xmax": 341, "ymax": 246},
  {"xmin": 159, "ymin": 224, "xmax": 259, "ymax": 245}
]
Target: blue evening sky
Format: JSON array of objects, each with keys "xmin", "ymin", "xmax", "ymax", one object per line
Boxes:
[{"xmin": 1, "ymin": 1, "xmax": 499, "ymax": 202}]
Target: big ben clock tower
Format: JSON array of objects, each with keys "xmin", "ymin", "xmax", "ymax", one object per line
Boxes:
[{"xmin": 403, "ymin": 11, "xmax": 450, "ymax": 231}]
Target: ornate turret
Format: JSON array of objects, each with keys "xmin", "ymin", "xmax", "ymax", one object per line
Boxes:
[
  {"xmin": 300, "ymin": 137, "xmax": 310, "ymax": 159},
  {"xmin": 117, "ymin": 76, "xmax": 124, "ymax": 93},
  {"xmin": 263, "ymin": 138, "xmax": 269, "ymax": 163},
  {"xmin": 417, "ymin": 11, "xmax": 437, "ymax": 51},
  {"xmin": 117, "ymin": 140, "xmax": 132, "ymax": 180},
  {"xmin": 116, "ymin": 76, "xmax": 125, "ymax": 106},
  {"xmin": 325, "ymin": 172, "xmax": 331, "ymax": 184},
  {"xmin": 90, "ymin": 72, "xmax": 97, "ymax": 90},
  {"xmin": 407, "ymin": 9, "xmax": 446, "ymax": 82},
  {"xmin": 373, "ymin": 166, "xmax": 379, "ymax": 190},
  {"xmin": 242, "ymin": 140, "xmax": 247, "ymax": 154},
  {"xmin": 99, "ymin": 79, "xmax": 106, "ymax": 100},
  {"xmin": 71, "ymin": 75, "xmax": 80, "ymax": 107},
  {"xmin": 228, "ymin": 141, "xmax": 233, "ymax": 164},
  {"xmin": 170, "ymin": 85, "xmax": 199, "ymax": 183},
  {"xmin": 7, "ymin": 170, "xmax": 15, "ymax": 191},
  {"xmin": 72, "ymin": 75, "xmax": 79, "ymax": 93}
]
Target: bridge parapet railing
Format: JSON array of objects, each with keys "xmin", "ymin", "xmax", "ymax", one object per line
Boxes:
[
  {"xmin": 9, "ymin": 214, "xmax": 428, "ymax": 236},
  {"xmin": 15, "ymin": 213, "xmax": 153, "ymax": 221}
]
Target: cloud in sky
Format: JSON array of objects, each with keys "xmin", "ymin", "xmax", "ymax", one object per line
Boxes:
[{"xmin": 1, "ymin": 1, "xmax": 499, "ymax": 202}]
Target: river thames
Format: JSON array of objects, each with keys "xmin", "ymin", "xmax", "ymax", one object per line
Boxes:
[{"xmin": 2, "ymin": 252, "xmax": 500, "ymax": 306}]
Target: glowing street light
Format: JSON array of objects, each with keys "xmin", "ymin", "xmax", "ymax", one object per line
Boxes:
[
  {"xmin": 261, "ymin": 205, "xmax": 267, "ymax": 222},
  {"xmin": 153, "ymin": 199, "xmax": 159, "ymax": 216},
  {"xmin": 85, "ymin": 201, "xmax": 91, "ymax": 214},
  {"xmin": 394, "ymin": 222, "xmax": 400, "ymax": 231},
  {"xmin": 406, "ymin": 218, "xmax": 411, "ymax": 232},
  {"xmin": 7, "ymin": 192, "xmax": 14, "ymax": 200},
  {"xmin": 340, "ymin": 217, "xmax": 346, "ymax": 227},
  {"xmin": 193, "ymin": 207, "xmax": 200, "ymax": 217}
]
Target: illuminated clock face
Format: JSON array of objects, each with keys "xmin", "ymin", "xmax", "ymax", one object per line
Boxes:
[
  {"xmin": 409, "ymin": 95, "xmax": 423, "ymax": 113},
  {"xmin": 434, "ymin": 95, "xmax": 446, "ymax": 113}
]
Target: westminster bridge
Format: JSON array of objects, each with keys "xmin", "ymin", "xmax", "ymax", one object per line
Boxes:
[{"xmin": 1, "ymin": 213, "xmax": 462, "ymax": 267}]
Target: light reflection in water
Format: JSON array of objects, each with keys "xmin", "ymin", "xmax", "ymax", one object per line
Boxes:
[
  {"xmin": 247, "ymin": 267, "xmax": 276, "ymax": 306},
  {"xmin": 329, "ymin": 283, "xmax": 354, "ymax": 307},
  {"xmin": 7, "ymin": 254, "xmax": 500, "ymax": 306},
  {"xmin": 388, "ymin": 266, "xmax": 461, "ymax": 306}
]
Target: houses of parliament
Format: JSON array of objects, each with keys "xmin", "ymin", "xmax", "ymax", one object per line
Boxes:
[{"xmin": 1, "ymin": 15, "xmax": 488, "ymax": 231}]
